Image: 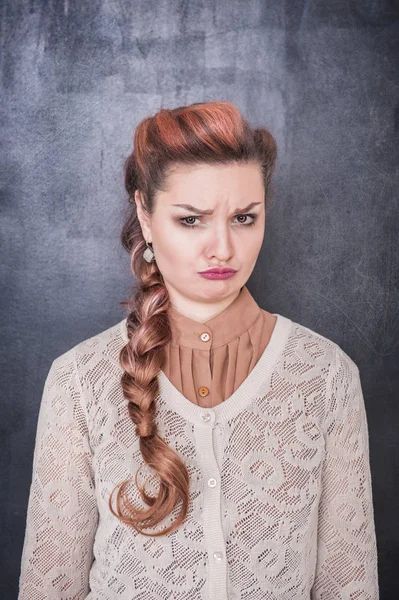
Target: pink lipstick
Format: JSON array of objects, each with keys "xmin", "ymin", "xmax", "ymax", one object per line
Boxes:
[{"xmin": 198, "ymin": 268, "xmax": 237, "ymax": 280}]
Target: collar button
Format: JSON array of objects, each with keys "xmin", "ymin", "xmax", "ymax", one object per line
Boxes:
[{"xmin": 200, "ymin": 332, "xmax": 211, "ymax": 342}]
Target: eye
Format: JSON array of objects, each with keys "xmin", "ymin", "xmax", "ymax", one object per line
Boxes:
[
  {"xmin": 179, "ymin": 214, "xmax": 258, "ymax": 228},
  {"xmin": 235, "ymin": 214, "xmax": 257, "ymax": 226},
  {"xmin": 179, "ymin": 216, "xmax": 199, "ymax": 227}
]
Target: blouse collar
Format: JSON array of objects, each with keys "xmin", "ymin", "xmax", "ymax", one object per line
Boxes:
[{"xmin": 167, "ymin": 285, "xmax": 262, "ymax": 350}]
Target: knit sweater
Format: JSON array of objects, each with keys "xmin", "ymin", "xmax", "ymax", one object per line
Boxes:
[{"xmin": 18, "ymin": 313, "xmax": 379, "ymax": 599}]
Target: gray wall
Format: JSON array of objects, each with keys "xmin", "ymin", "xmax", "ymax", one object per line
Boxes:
[{"xmin": 1, "ymin": 0, "xmax": 398, "ymax": 597}]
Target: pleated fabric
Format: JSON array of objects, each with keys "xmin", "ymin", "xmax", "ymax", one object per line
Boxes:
[{"xmin": 162, "ymin": 285, "xmax": 277, "ymax": 408}]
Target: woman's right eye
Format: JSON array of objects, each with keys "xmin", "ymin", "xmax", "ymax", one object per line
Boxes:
[{"xmin": 179, "ymin": 216, "xmax": 199, "ymax": 227}]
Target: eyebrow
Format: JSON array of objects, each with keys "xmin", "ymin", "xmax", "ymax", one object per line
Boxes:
[{"xmin": 170, "ymin": 202, "xmax": 262, "ymax": 215}]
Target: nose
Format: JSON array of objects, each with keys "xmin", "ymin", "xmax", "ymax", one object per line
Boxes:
[{"xmin": 205, "ymin": 223, "xmax": 234, "ymax": 262}]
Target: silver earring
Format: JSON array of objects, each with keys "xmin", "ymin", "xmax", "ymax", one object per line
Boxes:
[{"xmin": 143, "ymin": 241, "xmax": 155, "ymax": 262}]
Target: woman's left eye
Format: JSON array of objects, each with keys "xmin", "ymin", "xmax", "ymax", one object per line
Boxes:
[
  {"xmin": 235, "ymin": 214, "xmax": 257, "ymax": 226},
  {"xmin": 179, "ymin": 214, "xmax": 258, "ymax": 228}
]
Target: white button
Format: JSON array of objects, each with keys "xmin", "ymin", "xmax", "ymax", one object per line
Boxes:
[
  {"xmin": 213, "ymin": 551, "xmax": 223, "ymax": 561},
  {"xmin": 200, "ymin": 332, "xmax": 211, "ymax": 342},
  {"xmin": 201, "ymin": 412, "xmax": 211, "ymax": 422},
  {"xmin": 208, "ymin": 477, "xmax": 217, "ymax": 488}
]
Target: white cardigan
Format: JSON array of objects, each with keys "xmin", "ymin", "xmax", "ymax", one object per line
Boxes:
[{"xmin": 18, "ymin": 313, "xmax": 379, "ymax": 599}]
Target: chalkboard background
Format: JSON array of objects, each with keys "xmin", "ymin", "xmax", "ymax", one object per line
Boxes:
[{"xmin": 1, "ymin": 1, "xmax": 398, "ymax": 598}]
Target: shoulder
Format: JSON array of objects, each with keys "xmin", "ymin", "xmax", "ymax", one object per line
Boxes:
[
  {"xmin": 273, "ymin": 311, "xmax": 359, "ymax": 376},
  {"xmin": 273, "ymin": 314, "xmax": 361, "ymax": 425},
  {"xmin": 51, "ymin": 318, "xmax": 128, "ymax": 378}
]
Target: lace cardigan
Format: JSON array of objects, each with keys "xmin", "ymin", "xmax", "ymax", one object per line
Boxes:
[{"xmin": 18, "ymin": 313, "xmax": 379, "ymax": 599}]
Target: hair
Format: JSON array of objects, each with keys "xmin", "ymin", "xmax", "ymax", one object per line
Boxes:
[{"xmin": 110, "ymin": 100, "xmax": 278, "ymax": 536}]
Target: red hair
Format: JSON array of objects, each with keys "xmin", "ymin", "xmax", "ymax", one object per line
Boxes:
[{"xmin": 110, "ymin": 101, "xmax": 277, "ymax": 536}]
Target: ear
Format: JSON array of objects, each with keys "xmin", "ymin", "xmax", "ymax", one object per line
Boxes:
[{"xmin": 135, "ymin": 190, "xmax": 152, "ymax": 242}]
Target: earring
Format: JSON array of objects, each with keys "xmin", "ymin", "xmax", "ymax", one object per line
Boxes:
[{"xmin": 143, "ymin": 241, "xmax": 155, "ymax": 262}]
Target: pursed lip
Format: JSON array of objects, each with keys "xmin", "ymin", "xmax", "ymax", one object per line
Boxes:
[{"xmin": 198, "ymin": 268, "xmax": 237, "ymax": 274}]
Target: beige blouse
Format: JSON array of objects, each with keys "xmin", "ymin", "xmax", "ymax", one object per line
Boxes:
[{"xmin": 163, "ymin": 285, "xmax": 277, "ymax": 408}]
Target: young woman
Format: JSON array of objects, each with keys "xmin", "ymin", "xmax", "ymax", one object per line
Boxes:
[{"xmin": 19, "ymin": 101, "xmax": 379, "ymax": 599}]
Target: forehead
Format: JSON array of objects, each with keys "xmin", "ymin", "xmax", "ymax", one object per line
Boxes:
[{"xmin": 160, "ymin": 162, "xmax": 263, "ymax": 198}]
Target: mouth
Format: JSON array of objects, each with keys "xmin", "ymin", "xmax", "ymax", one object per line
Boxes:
[{"xmin": 198, "ymin": 268, "xmax": 237, "ymax": 274}]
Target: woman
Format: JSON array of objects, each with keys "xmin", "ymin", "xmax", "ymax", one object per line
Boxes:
[{"xmin": 19, "ymin": 101, "xmax": 379, "ymax": 599}]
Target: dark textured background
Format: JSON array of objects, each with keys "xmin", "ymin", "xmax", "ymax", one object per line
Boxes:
[{"xmin": 1, "ymin": 0, "xmax": 398, "ymax": 597}]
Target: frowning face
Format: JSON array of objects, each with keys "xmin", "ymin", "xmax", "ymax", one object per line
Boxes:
[{"xmin": 135, "ymin": 161, "xmax": 266, "ymax": 321}]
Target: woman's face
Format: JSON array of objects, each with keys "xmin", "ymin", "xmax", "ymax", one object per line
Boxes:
[{"xmin": 135, "ymin": 161, "xmax": 266, "ymax": 320}]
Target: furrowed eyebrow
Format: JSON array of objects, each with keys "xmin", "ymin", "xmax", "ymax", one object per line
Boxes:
[{"xmin": 170, "ymin": 202, "xmax": 262, "ymax": 215}]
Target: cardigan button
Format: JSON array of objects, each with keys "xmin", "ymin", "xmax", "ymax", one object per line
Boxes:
[
  {"xmin": 200, "ymin": 332, "xmax": 211, "ymax": 342},
  {"xmin": 213, "ymin": 551, "xmax": 223, "ymax": 561},
  {"xmin": 198, "ymin": 386, "xmax": 209, "ymax": 397},
  {"xmin": 201, "ymin": 412, "xmax": 211, "ymax": 422},
  {"xmin": 208, "ymin": 478, "xmax": 217, "ymax": 488}
]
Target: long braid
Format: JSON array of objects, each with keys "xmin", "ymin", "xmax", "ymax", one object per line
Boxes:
[{"xmin": 110, "ymin": 246, "xmax": 190, "ymax": 536}]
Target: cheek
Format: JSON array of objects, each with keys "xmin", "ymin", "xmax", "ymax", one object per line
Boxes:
[
  {"xmin": 237, "ymin": 230, "xmax": 264, "ymax": 255},
  {"xmin": 155, "ymin": 227, "xmax": 195, "ymax": 268},
  {"xmin": 158, "ymin": 240, "xmax": 178, "ymax": 266}
]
